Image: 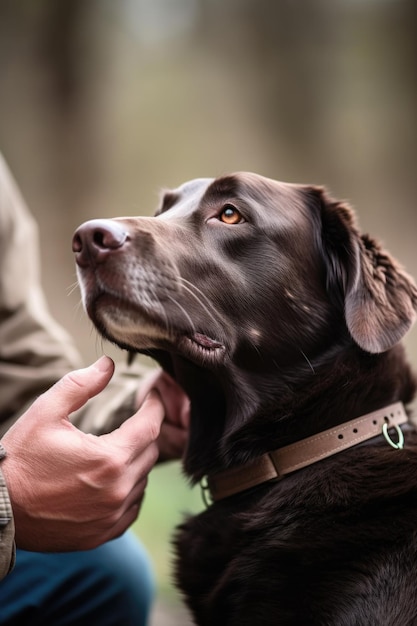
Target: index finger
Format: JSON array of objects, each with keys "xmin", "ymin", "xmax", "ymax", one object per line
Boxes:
[{"xmin": 105, "ymin": 390, "xmax": 165, "ymax": 452}]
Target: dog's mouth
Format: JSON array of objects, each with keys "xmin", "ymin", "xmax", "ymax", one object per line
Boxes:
[
  {"xmin": 187, "ymin": 333, "xmax": 224, "ymax": 351},
  {"xmin": 88, "ymin": 290, "xmax": 226, "ymax": 366},
  {"xmin": 179, "ymin": 333, "xmax": 225, "ymax": 363}
]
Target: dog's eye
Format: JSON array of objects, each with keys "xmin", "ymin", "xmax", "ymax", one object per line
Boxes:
[{"xmin": 219, "ymin": 204, "xmax": 244, "ymax": 225}]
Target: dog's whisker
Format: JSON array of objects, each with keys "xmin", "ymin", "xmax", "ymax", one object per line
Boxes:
[
  {"xmin": 178, "ymin": 276, "xmax": 219, "ymax": 313},
  {"xmin": 75, "ymin": 299, "xmax": 84, "ymax": 314},
  {"xmin": 177, "ymin": 277, "xmax": 220, "ymax": 329},
  {"xmin": 155, "ymin": 297, "xmax": 173, "ymax": 337},
  {"xmin": 245, "ymin": 334, "xmax": 263, "ymax": 360},
  {"xmin": 67, "ymin": 281, "xmax": 81, "ymax": 297},
  {"xmin": 141, "ymin": 288, "xmax": 174, "ymax": 338},
  {"xmin": 69, "ymin": 297, "xmax": 86, "ymax": 320},
  {"xmin": 94, "ymin": 332, "xmax": 107, "ymax": 357},
  {"xmin": 166, "ymin": 293, "xmax": 196, "ymax": 335},
  {"xmin": 299, "ymin": 349, "xmax": 315, "ymax": 374}
]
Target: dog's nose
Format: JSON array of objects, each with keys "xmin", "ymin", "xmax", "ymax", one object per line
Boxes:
[{"xmin": 72, "ymin": 219, "xmax": 128, "ymax": 267}]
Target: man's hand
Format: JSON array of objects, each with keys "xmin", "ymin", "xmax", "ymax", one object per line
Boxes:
[
  {"xmin": 136, "ymin": 370, "xmax": 190, "ymax": 462},
  {"xmin": 1, "ymin": 356, "xmax": 164, "ymax": 552}
]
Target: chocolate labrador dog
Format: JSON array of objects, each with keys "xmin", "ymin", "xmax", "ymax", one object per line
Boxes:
[{"xmin": 73, "ymin": 173, "xmax": 417, "ymax": 625}]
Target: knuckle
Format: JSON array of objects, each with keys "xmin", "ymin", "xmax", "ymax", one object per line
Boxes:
[
  {"xmin": 107, "ymin": 485, "xmax": 129, "ymax": 510},
  {"xmin": 59, "ymin": 370, "xmax": 86, "ymax": 392},
  {"xmin": 89, "ymin": 452, "xmax": 126, "ymax": 485},
  {"xmin": 103, "ymin": 456, "xmax": 126, "ymax": 481}
]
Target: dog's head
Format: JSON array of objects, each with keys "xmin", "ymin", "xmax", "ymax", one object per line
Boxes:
[{"xmin": 73, "ymin": 173, "xmax": 417, "ymax": 476}]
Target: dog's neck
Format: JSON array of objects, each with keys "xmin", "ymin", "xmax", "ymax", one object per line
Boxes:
[{"xmin": 155, "ymin": 342, "xmax": 416, "ymax": 483}]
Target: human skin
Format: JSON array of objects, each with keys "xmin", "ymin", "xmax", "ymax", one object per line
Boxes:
[{"xmin": 1, "ymin": 355, "xmax": 168, "ymax": 552}]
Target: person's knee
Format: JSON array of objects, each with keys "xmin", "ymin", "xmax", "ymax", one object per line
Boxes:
[
  {"xmin": 0, "ymin": 531, "xmax": 155, "ymax": 626},
  {"xmin": 99, "ymin": 531, "xmax": 156, "ymax": 620}
]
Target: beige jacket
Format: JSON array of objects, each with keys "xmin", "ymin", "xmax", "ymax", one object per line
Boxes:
[{"xmin": 0, "ymin": 154, "xmax": 144, "ymax": 579}]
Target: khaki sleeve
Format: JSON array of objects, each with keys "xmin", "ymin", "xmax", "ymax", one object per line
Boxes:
[
  {"xmin": 0, "ymin": 153, "xmax": 83, "ymax": 435},
  {"xmin": 0, "ymin": 154, "xmax": 151, "ymax": 437}
]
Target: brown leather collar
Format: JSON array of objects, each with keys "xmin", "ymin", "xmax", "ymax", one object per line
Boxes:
[{"xmin": 205, "ymin": 402, "xmax": 408, "ymax": 502}]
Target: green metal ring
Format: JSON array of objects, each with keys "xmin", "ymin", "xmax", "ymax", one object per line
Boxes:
[{"xmin": 382, "ymin": 422, "xmax": 404, "ymax": 450}]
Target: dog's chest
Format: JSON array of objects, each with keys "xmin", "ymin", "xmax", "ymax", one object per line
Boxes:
[
  {"xmin": 173, "ymin": 493, "xmax": 319, "ymax": 624},
  {"xmin": 173, "ymin": 461, "xmax": 417, "ymax": 625}
]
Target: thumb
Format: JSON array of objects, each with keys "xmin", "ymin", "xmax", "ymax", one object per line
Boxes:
[{"xmin": 33, "ymin": 356, "xmax": 115, "ymax": 420}]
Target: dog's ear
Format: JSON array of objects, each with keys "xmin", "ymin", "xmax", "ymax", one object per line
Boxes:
[{"xmin": 309, "ymin": 187, "xmax": 417, "ymax": 353}]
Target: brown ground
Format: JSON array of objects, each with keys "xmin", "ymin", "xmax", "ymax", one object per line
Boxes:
[{"xmin": 150, "ymin": 598, "xmax": 194, "ymax": 626}]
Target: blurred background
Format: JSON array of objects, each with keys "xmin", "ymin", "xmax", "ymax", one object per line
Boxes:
[{"xmin": 0, "ymin": 1, "xmax": 416, "ymax": 623}]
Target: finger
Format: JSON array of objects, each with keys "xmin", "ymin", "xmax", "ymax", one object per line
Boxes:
[
  {"xmin": 32, "ymin": 356, "xmax": 115, "ymax": 420},
  {"xmin": 135, "ymin": 369, "xmax": 163, "ymax": 406},
  {"xmin": 119, "ymin": 477, "xmax": 148, "ymax": 514},
  {"xmin": 99, "ymin": 480, "xmax": 149, "ymax": 544},
  {"xmin": 162, "ymin": 374, "xmax": 190, "ymax": 427},
  {"xmin": 103, "ymin": 501, "xmax": 143, "ymax": 544},
  {"xmin": 85, "ymin": 501, "xmax": 143, "ymax": 549},
  {"xmin": 115, "ymin": 439, "xmax": 160, "ymax": 492},
  {"xmin": 137, "ymin": 370, "xmax": 190, "ymax": 428},
  {"xmin": 158, "ymin": 422, "xmax": 188, "ymax": 462},
  {"xmin": 106, "ymin": 391, "xmax": 165, "ymax": 451}
]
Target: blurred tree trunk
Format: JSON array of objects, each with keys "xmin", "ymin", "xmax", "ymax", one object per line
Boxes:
[
  {"xmin": 197, "ymin": 0, "xmax": 417, "ymax": 199},
  {"xmin": 0, "ymin": 0, "xmax": 108, "ymax": 349},
  {"xmin": 39, "ymin": 0, "xmax": 86, "ymax": 111}
]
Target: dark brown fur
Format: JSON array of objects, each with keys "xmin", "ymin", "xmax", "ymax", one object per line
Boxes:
[{"xmin": 73, "ymin": 173, "xmax": 417, "ymax": 625}]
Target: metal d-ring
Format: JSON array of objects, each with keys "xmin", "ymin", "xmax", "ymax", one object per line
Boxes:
[
  {"xmin": 382, "ymin": 421, "xmax": 404, "ymax": 450},
  {"xmin": 200, "ymin": 477, "xmax": 212, "ymax": 508}
]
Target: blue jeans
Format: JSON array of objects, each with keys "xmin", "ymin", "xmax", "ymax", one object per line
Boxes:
[{"xmin": 0, "ymin": 531, "xmax": 155, "ymax": 625}]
